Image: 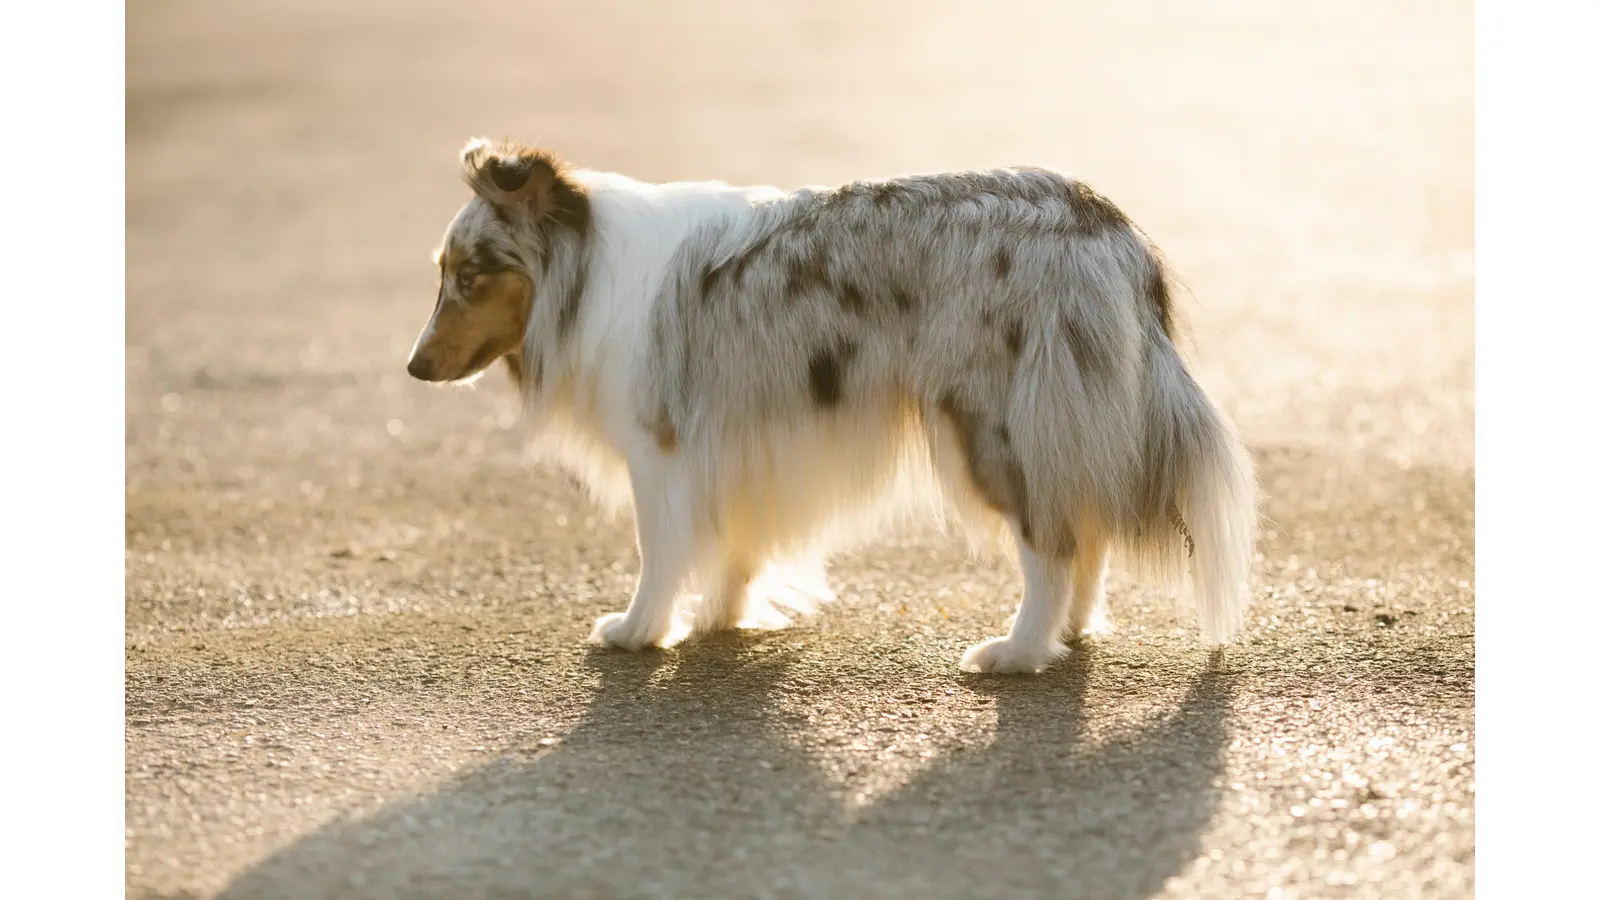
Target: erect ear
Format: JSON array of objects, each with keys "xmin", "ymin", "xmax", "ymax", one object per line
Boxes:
[{"xmin": 459, "ymin": 137, "xmax": 568, "ymax": 218}]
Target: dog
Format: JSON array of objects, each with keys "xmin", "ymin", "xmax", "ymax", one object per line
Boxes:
[{"xmin": 406, "ymin": 138, "xmax": 1257, "ymax": 674}]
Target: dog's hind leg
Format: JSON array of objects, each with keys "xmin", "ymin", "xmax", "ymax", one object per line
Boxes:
[
  {"xmin": 589, "ymin": 457, "xmax": 700, "ymax": 651},
  {"xmin": 960, "ymin": 521, "xmax": 1075, "ymax": 674}
]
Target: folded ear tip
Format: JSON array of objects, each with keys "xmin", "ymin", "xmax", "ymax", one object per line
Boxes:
[{"xmin": 486, "ymin": 157, "xmax": 535, "ymax": 193}]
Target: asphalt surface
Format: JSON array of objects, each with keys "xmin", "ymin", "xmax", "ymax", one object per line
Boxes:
[{"xmin": 126, "ymin": 1, "xmax": 1475, "ymax": 897}]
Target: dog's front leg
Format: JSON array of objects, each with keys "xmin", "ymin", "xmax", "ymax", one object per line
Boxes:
[{"xmin": 588, "ymin": 456, "xmax": 698, "ymax": 651}]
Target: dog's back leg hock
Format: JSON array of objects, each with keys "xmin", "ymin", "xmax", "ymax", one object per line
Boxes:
[
  {"xmin": 589, "ymin": 454, "xmax": 699, "ymax": 651},
  {"xmin": 960, "ymin": 521, "xmax": 1075, "ymax": 674}
]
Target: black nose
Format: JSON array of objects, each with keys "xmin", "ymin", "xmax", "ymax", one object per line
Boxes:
[{"xmin": 407, "ymin": 356, "xmax": 435, "ymax": 381}]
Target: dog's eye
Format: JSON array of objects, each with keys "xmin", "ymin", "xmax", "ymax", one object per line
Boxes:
[{"xmin": 456, "ymin": 271, "xmax": 476, "ymax": 292}]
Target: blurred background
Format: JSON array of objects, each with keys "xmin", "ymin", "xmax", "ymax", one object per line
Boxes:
[{"xmin": 127, "ymin": 1, "xmax": 1473, "ymax": 897}]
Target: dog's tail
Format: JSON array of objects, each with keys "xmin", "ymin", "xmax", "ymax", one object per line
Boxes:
[{"xmin": 1119, "ymin": 282, "xmax": 1258, "ymax": 643}]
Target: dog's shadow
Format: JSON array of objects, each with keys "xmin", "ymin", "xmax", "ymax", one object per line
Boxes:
[
  {"xmin": 218, "ymin": 640, "xmax": 1237, "ymax": 899},
  {"xmin": 794, "ymin": 646, "xmax": 1237, "ymax": 898}
]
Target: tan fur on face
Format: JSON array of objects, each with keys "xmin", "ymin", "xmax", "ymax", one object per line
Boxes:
[
  {"xmin": 409, "ymin": 269, "xmax": 531, "ymax": 382},
  {"xmin": 407, "ymin": 140, "xmax": 593, "ymax": 387}
]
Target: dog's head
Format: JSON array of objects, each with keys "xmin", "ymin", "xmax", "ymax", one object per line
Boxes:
[{"xmin": 406, "ymin": 139, "xmax": 589, "ymax": 385}]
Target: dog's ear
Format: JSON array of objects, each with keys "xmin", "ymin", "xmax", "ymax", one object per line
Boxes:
[{"xmin": 460, "ymin": 137, "xmax": 570, "ymax": 219}]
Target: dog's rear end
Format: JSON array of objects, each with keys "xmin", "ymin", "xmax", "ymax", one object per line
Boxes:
[{"xmin": 895, "ymin": 207, "xmax": 1256, "ymax": 673}]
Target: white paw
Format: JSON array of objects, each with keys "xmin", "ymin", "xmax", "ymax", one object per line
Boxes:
[
  {"xmin": 1065, "ymin": 610, "xmax": 1114, "ymax": 641},
  {"xmin": 588, "ymin": 612, "xmax": 683, "ymax": 651},
  {"xmin": 735, "ymin": 598, "xmax": 793, "ymax": 630},
  {"xmin": 958, "ymin": 636, "xmax": 1068, "ymax": 674},
  {"xmin": 686, "ymin": 595, "xmax": 793, "ymax": 637},
  {"xmin": 750, "ymin": 562, "xmax": 835, "ymax": 617}
]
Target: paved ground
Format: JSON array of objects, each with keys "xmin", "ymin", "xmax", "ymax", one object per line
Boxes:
[{"xmin": 125, "ymin": 1, "xmax": 1474, "ymax": 897}]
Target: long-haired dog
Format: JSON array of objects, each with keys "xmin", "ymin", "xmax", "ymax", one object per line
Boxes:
[{"xmin": 406, "ymin": 138, "xmax": 1256, "ymax": 674}]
